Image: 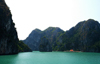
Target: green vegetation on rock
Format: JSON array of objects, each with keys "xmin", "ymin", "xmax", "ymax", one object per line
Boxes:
[
  {"xmin": 18, "ymin": 41, "xmax": 32, "ymax": 52},
  {"xmin": 23, "ymin": 19, "xmax": 100, "ymax": 53},
  {"xmin": 53, "ymin": 19, "xmax": 100, "ymax": 52}
]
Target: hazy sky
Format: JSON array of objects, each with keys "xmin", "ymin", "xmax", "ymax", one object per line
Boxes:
[{"xmin": 5, "ymin": 0, "xmax": 100, "ymax": 40}]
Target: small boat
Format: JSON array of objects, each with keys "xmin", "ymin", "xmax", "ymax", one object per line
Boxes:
[{"xmin": 70, "ymin": 49, "xmax": 74, "ymax": 52}]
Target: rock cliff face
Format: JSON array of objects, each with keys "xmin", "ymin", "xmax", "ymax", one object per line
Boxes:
[
  {"xmin": 60, "ymin": 19, "xmax": 100, "ymax": 52},
  {"xmin": 23, "ymin": 29, "xmax": 42, "ymax": 51},
  {"xmin": 51, "ymin": 19, "xmax": 100, "ymax": 52},
  {"xmin": 39, "ymin": 37, "xmax": 52, "ymax": 52},
  {"xmin": 0, "ymin": 0, "xmax": 19, "ymax": 54},
  {"xmin": 23, "ymin": 27, "xmax": 64, "ymax": 51},
  {"xmin": 43, "ymin": 27, "xmax": 64, "ymax": 45}
]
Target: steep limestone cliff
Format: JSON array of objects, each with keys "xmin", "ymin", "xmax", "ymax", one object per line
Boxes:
[
  {"xmin": 0, "ymin": 0, "xmax": 19, "ymax": 54},
  {"xmin": 39, "ymin": 36, "xmax": 52, "ymax": 52},
  {"xmin": 23, "ymin": 29, "xmax": 42, "ymax": 51}
]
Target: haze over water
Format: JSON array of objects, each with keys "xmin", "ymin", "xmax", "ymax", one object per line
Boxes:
[
  {"xmin": 5, "ymin": 0, "xmax": 100, "ymax": 40},
  {"xmin": 0, "ymin": 51, "xmax": 100, "ymax": 64}
]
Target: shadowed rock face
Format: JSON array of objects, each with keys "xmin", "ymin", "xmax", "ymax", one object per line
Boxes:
[
  {"xmin": 39, "ymin": 37, "xmax": 52, "ymax": 52},
  {"xmin": 23, "ymin": 29, "xmax": 42, "ymax": 51},
  {"xmin": 0, "ymin": 0, "xmax": 19, "ymax": 55},
  {"xmin": 23, "ymin": 27, "xmax": 64, "ymax": 51}
]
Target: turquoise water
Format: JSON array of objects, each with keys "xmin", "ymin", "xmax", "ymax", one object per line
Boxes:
[{"xmin": 0, "ymin": 51, "xmax": 100, "ymax": 64}]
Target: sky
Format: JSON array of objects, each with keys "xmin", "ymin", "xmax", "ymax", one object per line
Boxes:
[{"xmin": 5, "ymin": 0, "xmax": 100, "ymax": 40}]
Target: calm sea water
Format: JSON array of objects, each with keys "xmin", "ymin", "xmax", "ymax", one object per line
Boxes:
[{"xmin": 0, "ymin": 51, "xmax": 100, "ymax": 64}]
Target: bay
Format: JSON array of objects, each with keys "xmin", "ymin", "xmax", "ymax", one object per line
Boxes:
[{"xmin": 0, "ymin": 51, "xmax": 100, "ymax": 64}]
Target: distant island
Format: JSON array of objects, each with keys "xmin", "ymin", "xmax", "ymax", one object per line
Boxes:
[{"xmin": 23, "ymin": 19, "xmax": 100, "ymax": 52}]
